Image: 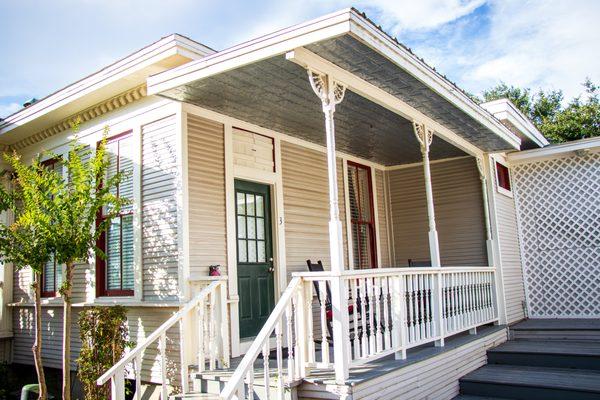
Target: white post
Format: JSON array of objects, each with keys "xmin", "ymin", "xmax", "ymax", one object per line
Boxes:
[
  {"xmin": 476, "ymin": 157, "xmax": 494, "ymax": 265},
  {"xmin": 413, "ymin": 122, "xmax": 441, "ymax": 268},
  {"xmin": 308, "ymin": 70, "xmax": 350, "ymax": 383}
]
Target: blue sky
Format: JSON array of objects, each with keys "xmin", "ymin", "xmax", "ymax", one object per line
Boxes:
[{"xmin": 1, "ymin": 0, "xmax": 599, "ymax": 118}]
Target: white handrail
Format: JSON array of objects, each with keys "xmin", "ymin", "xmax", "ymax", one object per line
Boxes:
[
  {"xmin": 97, "ymin": 279, "xmax": 228, "ymax": 400},
  {"xmin": 220, "ymin": 277, "xmax": 303, "ymax": 400}
]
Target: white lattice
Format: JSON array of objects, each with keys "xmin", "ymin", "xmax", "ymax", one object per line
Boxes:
[{"xmin": 512, "ymin": 152, "xmax": 600, "ymax": 318}]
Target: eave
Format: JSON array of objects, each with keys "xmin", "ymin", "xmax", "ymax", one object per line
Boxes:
[
  {"xmin": 0, "ymin": 34, "xmax": 214, "ymax": 146},
  {"xmin": 147, "ymin": 8, "xmax": 521, "ymax": 155}
]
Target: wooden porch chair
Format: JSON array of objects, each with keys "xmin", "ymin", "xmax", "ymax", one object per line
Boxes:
[
  {"xmin": 408, "ymin": 259, "xmax": 431, "ymax": 267},
  {"xmin": 306, "ymin": 260, "xmax": 357, "ymax": 339}
]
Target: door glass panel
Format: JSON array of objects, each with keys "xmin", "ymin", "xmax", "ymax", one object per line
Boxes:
[
  {"xmin": 237, "ymin": 192, "xmax": 246, "ymax": 214},
  {"xmin": 247, "ymin": 194, "xmax": 255, "ymax": 216},
  {"xmin": 257, "ymin": 241, "xmax": 266, "ymax": 262},
  {"xmin": 237, "ymin": 216, "xmax": 246, "ymax": 238},
  {"xmin": 238, "ymin": 240, "xmax": 247, "ymax": 262},
  {"xmin": 256, "ymin": 195, "xmax": 264, "ymax": 217},
  {"xmin": 257, "ymin": 218, "xmax": 264, "ymax": 240},
  {"xmin": 248, "ymin": 241, "xmax": 257, "ymax": 262},
  {"xmin": 247, "ymin": 217, "xmax": 256, "ymax": 239}
]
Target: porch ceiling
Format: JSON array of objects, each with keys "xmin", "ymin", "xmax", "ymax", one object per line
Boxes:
[{"xmin": 161, "ymin": 54, "xmax": 466, "ymax": 166}]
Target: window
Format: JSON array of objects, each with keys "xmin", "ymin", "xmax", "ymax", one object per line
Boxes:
[
  {"xmin": 347, "ymin": 162, "xmax": 377, "ymax": 269},
  {"xmin": 96, "ymin": 132, "xmax": 134, "ymax": 297},
  {"xmin": 41, "ymin": 158, "xmax": 64, "ymax": 297},
  {"xmin": 495, "ymin": 161, "xmax": 512, "ymax": 196}
]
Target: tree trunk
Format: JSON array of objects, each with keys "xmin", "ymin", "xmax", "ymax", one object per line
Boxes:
[
  {"xmin": 62, "ymin": 261, "xmax": 74, "ymax": 400},
  {"xmin": 32, "ymin": 271, "xmax": 47, "ymax": 400}
]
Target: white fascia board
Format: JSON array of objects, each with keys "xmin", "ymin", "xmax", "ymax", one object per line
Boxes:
[
  {"xmin": 508, "ymin": 136, "xmax": 600, "ymax": 164},
  {"xmin": 481, "ymin": 99, "xmax": 549, "ymax": 148},
  {"xmin": 147, "ymin": 9, "xmax": 353, "ymax": 95},
  {"xmin": 0, "ymin": 34, "xmax": 212, "ymax": 136},
  {"xmin": 148, "ymin": 9, "xmax": 520, "ymax": 151}
]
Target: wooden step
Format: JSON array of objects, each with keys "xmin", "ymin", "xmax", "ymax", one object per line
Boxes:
[
  {"xmin": 460, "ymin": 364, "xmax": 600, "ymax": 400},
  {"xmin": 510, "ymin": 319, "xmax": 600, "ymax": 342},
  {"xmin": 170, "ymin": 393, "xmax": 220, "ymax": 400},
  {"xmin": 488, "ymin": 340, "xmax": 600, "ymax": 370},
  {"xmin": 452, "ymin": 396, "xmax": 510, "ymax": 400}
]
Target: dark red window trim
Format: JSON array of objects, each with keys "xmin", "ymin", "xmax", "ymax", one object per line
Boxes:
[
  {"xmin": 40, "ymin": 157, "xmax": 62, "ymax": 297},
  {"xmin": 496, "ymin": 161, "xmax": 512, "ymax": 192},
  {"xmin": 96, "ymin": 131, "xmax": 134, "ymax": 297},
  {"xmin": 347, "ymin": 161, "xmax": 378, "ymax": 269}
]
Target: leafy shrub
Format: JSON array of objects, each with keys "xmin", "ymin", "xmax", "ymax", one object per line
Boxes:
[{"xmin": 77, "ymin": 306, "xmax": 133, "ymax": 400}]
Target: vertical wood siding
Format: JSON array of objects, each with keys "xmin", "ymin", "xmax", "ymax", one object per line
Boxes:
[
  {"xmin": 492, "ymin": 171, "xmax": 526, "ymax": 324},
  {"xmin": 376, "ymin": 170, "xmax": 391, "ymax": 267},
  {"xmin": 187, "ymin": 114, "xmax": 227, "ymax": 276},
  {"xmin": 388, "ymin": 157, "xmax": 487, "ymax": 267},
  {"xmin": 142, "ymin": 115, "xmax": 179, "ymax": 301}
]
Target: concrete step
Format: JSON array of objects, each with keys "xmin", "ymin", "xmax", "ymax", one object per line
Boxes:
[
  {"xmin": 487, "ymin": 340, "xmax": 600, "ymax": 370},
  {"xmin": 459, "ymin": 364, "xmax": 600, "ymax": 400}
]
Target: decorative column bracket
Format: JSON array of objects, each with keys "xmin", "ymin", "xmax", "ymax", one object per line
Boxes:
[
  {"xmin": 412, "ymin": 121, "xmax": 441, "ymax": 269},
  {"xmin": 308, "ymin": 69, "xmax": 350, "ymax": 383}
]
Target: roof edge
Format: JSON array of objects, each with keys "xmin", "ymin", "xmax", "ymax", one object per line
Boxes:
[
  {"xmin": 508, "ymin": 136, "xmax": 600, "ymax": 164},
  {"xmin": 480, "ymin": 98, "xmax": 549, "ymax": 148},
  {"xmin": 0, "ymin": 34, "xmax": 214, "ymax": 135}
]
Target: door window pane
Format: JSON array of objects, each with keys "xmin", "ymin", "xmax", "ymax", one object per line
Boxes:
[
  {"xmin": 247, "ymin": 216, "xmax": 256, "ymax": 239},
  {"xmin": 247, "ymin": 194, "xmax": 255, "ymax": 216},
  {"xmin": 237, "ymin": 192, "xmax": 246, "ymax": 214},
  {"xmin": 238, "ymin": 240, "xmax": 247, "ymax": 262},
  {"xmin": 248, "ymin": 241, "xmax": 257, "ymax": 263},
  {"xmin": 257, "ymin": 218, "xmax": 264, "ymax": 240},
  {"xmin": 257, "ymin": 241, "xmax": 266, "ymax": 262},
  {"xmin": 237, "ymin": 216, "xmax": 246, "ymax": 238},
  {"xmin": 256, "ymin": 195, "xmax": 264, "ymax": 217}
]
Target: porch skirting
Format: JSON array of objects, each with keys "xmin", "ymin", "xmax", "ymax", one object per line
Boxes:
[{"xmin": 298, "ymin": 325, "xmax": 507, "ymax": 400}]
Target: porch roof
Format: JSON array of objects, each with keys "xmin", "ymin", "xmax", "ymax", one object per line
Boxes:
[{"xmin": 148, "ymin": 8, "xmax": 521, "ymax": 166}]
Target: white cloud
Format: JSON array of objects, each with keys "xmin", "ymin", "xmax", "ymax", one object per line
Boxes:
[{"xmin": 0, "ymin": 102, "xmax": 21, "ymax": 119}]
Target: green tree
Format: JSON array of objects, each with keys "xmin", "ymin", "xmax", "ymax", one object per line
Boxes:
[
  {"xmin": 481, "ymin": 79, "xmax": 600, "ymax": 143},
  {"xmin": 53, "ymin": 127, "xmax": 127, "ymax": 400},
  {"xmin": 0, "ymin": 155, "xmax": 63, "ymax": 400}
]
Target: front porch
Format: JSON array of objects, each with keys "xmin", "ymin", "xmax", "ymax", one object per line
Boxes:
[{"xmin": 101, "ymin": 9, "xmax": 522, "ymax": 400}]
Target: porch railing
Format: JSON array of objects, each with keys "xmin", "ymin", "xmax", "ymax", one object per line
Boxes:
[
  {"xmin": 221, "ymin": 266, "xmax": 497, "ymax": 399},
  {"xmin": 97, "ymin": 278, "xmax": 229, "ymax": 400}
]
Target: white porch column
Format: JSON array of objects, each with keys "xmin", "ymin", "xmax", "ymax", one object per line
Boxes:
[
  {"xmin": 413, "ymin": 122, "xmax": 441, "ymax": 268},
  {"xmin": 476, "ymin": 157, "xmax": 494, "ymax": 264},
  {"xmin": 308, "ymin": 70, "xmax": 350, "ymax": 383}
]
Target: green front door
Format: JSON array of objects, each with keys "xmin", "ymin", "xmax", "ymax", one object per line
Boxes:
[{"xmin": 235, "ymin": 180, "xmax": 275, "ymax": 339}]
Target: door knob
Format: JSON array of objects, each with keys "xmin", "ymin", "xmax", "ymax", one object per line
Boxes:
[{"xmin": 268, "ymin": 265, "xmax": 275, "ymax": 273}]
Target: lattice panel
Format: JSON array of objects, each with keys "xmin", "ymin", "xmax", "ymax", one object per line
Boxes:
[{"xmin": 512, "ymin": 152, "xmax": 600, "ymax": 318}]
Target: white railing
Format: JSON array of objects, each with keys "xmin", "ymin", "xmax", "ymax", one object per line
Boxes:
[
  {"xmin": 97, "ymin": 279, "xmax": 229, "ymax": 400},
  {"xmin": 220, "ymin": 277, "xmax": 312, "ymax": 400},
  {"xmin": 221, "ymin": 267, "xmax": 497, "ymax": 399}
]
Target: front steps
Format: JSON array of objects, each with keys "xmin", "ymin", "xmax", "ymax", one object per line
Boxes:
[{"xmin": 457, "ymin": 319, "xmax": 600, "ymax": 400}]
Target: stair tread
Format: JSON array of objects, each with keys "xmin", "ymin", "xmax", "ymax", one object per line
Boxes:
[
  {"xmin": 461, "ymin": 364, "xmax": 600, "ymax": 392},
  {"xmin": 170, "ymin": 393, "xmax": 219, "ymax": 400},
  {"xmin": 490, "ymin": 340, "xmax": 600, "ymax": 356},
  {"xmin": 453, "ymin": 396, "xmax": 510, "ymax": 400}
]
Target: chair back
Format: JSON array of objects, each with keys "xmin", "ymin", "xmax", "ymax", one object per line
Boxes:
[{"xmin": 306, "ymin": 260, "xmax": 332, "ymax": 308}]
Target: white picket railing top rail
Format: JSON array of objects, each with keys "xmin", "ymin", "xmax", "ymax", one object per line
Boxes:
[
  {"xmin": 220, "ymin": 277, "xmax": 303, "ymax": 400},
  {"xmin": 293, "ymin": 266, "xmax": 496, "ymax": 279},
  {"xmin": 97, "ymin": 279, "xmax": 226, "ymax": 386}
]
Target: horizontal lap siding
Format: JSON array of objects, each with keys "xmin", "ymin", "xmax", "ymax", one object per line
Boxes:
[
  {"xmin": 142, "ymin": 115, "xmax": 179, "ymax": 301},
  {"xmin": 281, "ymin": 142, "xmax": 349, "ymax": 278},
  {"xmin": 12, "ymin": 306, "xmax": 179, "ymax": 384},
  {"xmin": 187, "ymin": 114, "xmax": 227, "ymax": 276},
  {"xmin": 388, "ymin": 157, "xmax": 487, "ymax": 267}
]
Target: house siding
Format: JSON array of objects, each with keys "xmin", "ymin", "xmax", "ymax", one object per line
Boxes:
[
  {"xmin": 375, "ymin": 169, "xmax": 391, "ymax": 267},
  {"xmin": 388, "ymin": 157, "xmax": 488, "ymax": 267},
  {"xmin": 12, "ymin": 306, "xmax": 179, "ymax": 384},
  {"xmin": 281, "ymin": 142, "xmax": 354, "ymax": 278},
  {"xmin": 141, "ymin": 115, "xmax": 180, "ymax": 301}
]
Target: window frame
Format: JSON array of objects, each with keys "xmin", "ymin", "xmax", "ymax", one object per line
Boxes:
[
  {"xmin": 495, "ymin": 159, "xmax": 513, "ymax": 198},
  {"xmin": 40, "ymin": 157, "xmax": 63, "ymax": 298},
  {"xmin": 95, "ymin": 130, "xmax": 135, "ymax": 297},
  {"xmin": 347, "ymin": 161, "xmax": 378, "ymax": 269}
]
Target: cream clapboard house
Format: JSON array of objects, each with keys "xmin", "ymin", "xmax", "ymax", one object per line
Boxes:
[{"xmin": 3, "ymin": 8, "xmax": 595, "ymax": 400}]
